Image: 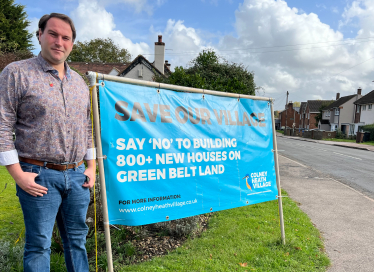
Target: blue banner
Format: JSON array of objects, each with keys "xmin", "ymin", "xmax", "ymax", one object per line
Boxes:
[{"xmin": 99, "ymin": 80, "xmax": 278, "ymax": 226}]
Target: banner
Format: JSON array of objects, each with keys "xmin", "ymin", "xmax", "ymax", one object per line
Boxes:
[{"xmin": 99, "ymin": 80, "xmax": 278, "ymax": 226}]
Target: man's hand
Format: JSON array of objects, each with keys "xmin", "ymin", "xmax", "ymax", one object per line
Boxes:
[
  {"xmin": 6, "ymin": 163, "xmax": 48, "ymax": 197},
  {"xmin": 82, "ymin": 159, "xmax": 96, "ymax": 188}
]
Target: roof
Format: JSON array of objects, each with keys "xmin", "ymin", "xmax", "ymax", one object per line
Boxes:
[
  {"xmin": 323, "ymin": 95, "xmax": 356, "ymax": 110},
  {"xmin": 354, "ymin": 90, "xmax": 374, "ymax": 105},
  {"xmin": 119, "ymin": 55, "xmax": 171, "ymax": 78},
  {"xmin": 68, "ymin": 62, "xmax": 129, "ymax": 75},
  {"xmin": 307, "ymin": 100, "xmax": 334, "ymax": 112},
  {"xmin": 299, "ymin": 102, "xmax": 307, "ymax": 113}
]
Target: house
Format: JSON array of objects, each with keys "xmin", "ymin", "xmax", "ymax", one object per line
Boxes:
[
  {"xmin": 118, "ymin": 35, "xmax": 171, "ymax": 81},
  {"xmin": 303, "ymin": 100, "xmax": 334, "ymax": 130},
  {"xmin": 68, "ymin": 62, "xmax": 129, "ymax": 76},
  {"xmin": 322, "ymin": 89, "xmax": 362, "ymax": 135},
  {"xmin": 279, "ymin": 102, "xmax": 300, "ymax": 129},
  {"xmin": 299, "ymin": 102, "xmax": 307, "ymax": 128},
  {"xmin": 354, "ymin": 89, "xmax": 374, "ymax": 130},
  {"xmin": 69, "ymin": 35, "xmax": 171, "ymax": 81}
]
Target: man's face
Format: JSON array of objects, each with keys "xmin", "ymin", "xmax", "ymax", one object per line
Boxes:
[{"xmin": 39, "ymin": 17, "xmax": 74, "ymax": 67}]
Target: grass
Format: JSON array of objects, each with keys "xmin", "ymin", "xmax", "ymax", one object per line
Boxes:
[
  {"xmin": 322, "ymin": 138, "xmax": 356, "ymax": 143},
  {"xmin": 360, "ymin": 141, "xmax": 374, "ymax": 146},
  {"xmin": 0, "ymin": 166, "xmax": 24, "ymax": 241},
  {"xmin": 322, "ymin": 138, "xmax": 374, "ymax": 146},
  {"xmin": 118, "ymin": 191, "xmax": 330, "ymax": 272},
  {"xmin": 276, "ymin": 130, "xmax": 284, "ymax": 134},
  {"xmin": 0, "ymin": 165, "xmax": 330, "ymax": 271}
]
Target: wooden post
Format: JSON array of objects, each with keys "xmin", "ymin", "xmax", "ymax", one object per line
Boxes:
[
  {"xmin": 271, "ymin": 99, "xmax": 286, "ymax": 245},
  {"xmin": 87, "ymin": 72, "xmax": 114, "ymax": 272}
]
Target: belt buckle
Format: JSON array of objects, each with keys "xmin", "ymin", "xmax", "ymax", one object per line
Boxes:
[{"xmin": 60, "ymin": 162, "xmax": 70, "ymax": 170}]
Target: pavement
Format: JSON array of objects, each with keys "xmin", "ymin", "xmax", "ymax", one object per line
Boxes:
[
  {"xmin": 279, "ymin": 153, "xmax": 374, "ymax": 272},
  {"xmin": 276, "ymin": 133, "xmax": 374, "ymax": 152}
]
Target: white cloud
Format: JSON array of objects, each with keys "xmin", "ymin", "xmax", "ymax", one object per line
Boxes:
[
  {"xmin": 331, "ymin": 6, "xmax": 339, "ymax": 13},
  {"xmin": 71, "ymin": 0, "xmax": 150, "ymax": 58},
  {"xmin": 210, "ymin": 0, "xmax": 374, "ymax": 108},
  {"xmin": 98, "ymin": 0, "xmax": 167, "ymax": 15},
  {"xmin": 316, "ymin": 4, "xmax": 327, "ymax": 9},
  {"xmin": 151, "ymin": 19, "xmax": 211, "ymax": 67}
]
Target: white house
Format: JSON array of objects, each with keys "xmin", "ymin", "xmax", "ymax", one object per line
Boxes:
[
  {"xmin": 322, "ymin": 89, "xmax": 362, "ymax": 135},
  {"xmin": 354, "ymin": 89, "xmax": 374, "ymax": 130},
  {"xmin": 119, "ymin": 35, "xmax": 171, "ymax": 81}
]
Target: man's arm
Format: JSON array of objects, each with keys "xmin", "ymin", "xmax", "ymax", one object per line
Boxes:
[
  {"xmin": 82, "ymin": 159, "xmax": 96, "ymax": 188},
  {"xmin": 6, "ymin": 163, "xmax": 48, "ymax": 197},
  {"xmin": 0, "ymin": 65, "xmax": 48, "ymax": 197}
]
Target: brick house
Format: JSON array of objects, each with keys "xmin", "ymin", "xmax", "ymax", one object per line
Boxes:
[
  {"xmin": 69, "ymin": 35, "xmax": 171, "ymax": 81},
  {"xmin": 304, "ymin": 100, "xmax": 334, "ymax": 130},
  {"xmin": 299, "ymin": 102, "xmax": 307, "ymax": 128},
  {"xmin": 279, "ymin": 102, "xmax": 300, "ymax": 129}
]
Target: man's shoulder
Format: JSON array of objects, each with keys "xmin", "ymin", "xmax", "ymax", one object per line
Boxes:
[
  {"xmin": 69, "ymin": 68, "xmax": 88, "ymax": 87},
  {"xmin": 4, "ymin": 57, "xmax": 37, "ymax": 70},
  {"xmin": 2, "ymin": 57, "xmax": 38, "ymax": 74}
]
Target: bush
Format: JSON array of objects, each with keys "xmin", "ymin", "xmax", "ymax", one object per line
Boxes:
[
  {"xmin": 362, "ymin": 124, "xmax": 374, "ymax": 141},
  {"xmin": 0, "ymin": 239, "xmax": 24, "ymax": 272},
  {"xmin": 335, "ymin": 128, "xmax": 345, "ymax": 139}
]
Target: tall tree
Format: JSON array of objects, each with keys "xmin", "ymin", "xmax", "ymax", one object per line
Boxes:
[
  {"xmin": 155, "ymin": 50, "xmax": 257, "ymax": 96},
  {"xmin": 67, "ymin": 38, "xmax": 131, "ymax": 63},
  {"xmin": 0, "ymin": 0, "xmax": 33, "ymax": 52}
]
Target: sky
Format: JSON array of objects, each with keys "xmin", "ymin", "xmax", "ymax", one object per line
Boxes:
[{"xmin": 16, "ymin": 0, "xmax": 374, "ymax": 110}]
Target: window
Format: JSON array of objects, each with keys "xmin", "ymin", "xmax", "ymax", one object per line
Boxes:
[
  {"xmin": 362, "ymin": 105, "xmax": 366, "ymax": 111},
  {"xmin": 369, "ymin": 104, "xmax": 372, "ymax": 110},
  {"xmin": 335, "ymin": 108, "xmax": 339, "ymax": 115},
  {"xmin": 356, "ymin": 105, "xmax": 360, "ymax": 113},
  {"xmin": 326, "ymin": 110, "xmax": 330, "ymax": 117}
]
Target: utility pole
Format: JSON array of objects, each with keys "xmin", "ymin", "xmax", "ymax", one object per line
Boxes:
[{"xmin": 285, "ymin": 91, "xmax": 289, "ymax": 135}]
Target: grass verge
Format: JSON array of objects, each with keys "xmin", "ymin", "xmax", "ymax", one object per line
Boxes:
[
  {"xmin": 118, "ymin": 191, "xmax": 330, "ymax": 272},
  {"xmin": 322, "ymin": 138, "xmax": 356, "ymax": 143},
  {"xmin": 322, "ymin": 138, "xmax": 374, "ymax": 146},
  {"xmin": 0, "ymin": 166, "xmax": 24, "ymax": 241},
  {"xmin": 0, "ymin": 166, "xmax": 330, "ymax": 271}
]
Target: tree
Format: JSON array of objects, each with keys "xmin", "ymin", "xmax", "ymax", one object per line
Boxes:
[
  {"xmin": 67, "ymin": 38, "xmax": 131, "ymax": 63},
  {"xmin": 0, "ymin": 0, "xmax": 33, "ymax": 52},
  {"xmin": 315, "ymin": 101, "xmax": 334, "ymax": 127},
  {"xmin": 274, "ymin": 110, "xmax": 279, "ymax": 118},
  {"xmin": 293, "ymin": 101, "xmax": 301, "ymax": 107},
  {"xmin": 154, "ymin": 50, "xmax": 257, "ymax": 96}
]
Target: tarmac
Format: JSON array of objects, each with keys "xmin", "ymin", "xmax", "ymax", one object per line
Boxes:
[{"xmin": 278, "ymin": 135, "xmax": 374, "ymax": 271}]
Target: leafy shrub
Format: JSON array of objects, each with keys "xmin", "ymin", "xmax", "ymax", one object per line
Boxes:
[
  {"xmin": 50, "ymin": 253, "xmax": 67, "ymax": 272},
  {"xmin": 362, "ymin": 124, "xmax": 374, "ymax": 141},
  {"xmin": 335, "ymin": 128, "xmax": 345, "ymax": 139},
  {"xmin": 0, "ymin": 239, "xmax": 24, "ymax": 272}
]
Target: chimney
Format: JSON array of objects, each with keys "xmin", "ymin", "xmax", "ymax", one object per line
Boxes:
[
  {"xmin": 154, "ymin": 35, "xmax": 165, "ymax": 74},
  {"xmin": 165, "ymin": 60, "xmax": 171, "ymax": 67},
  {"xmin": 357, "ymin": 88, "xmax": 362, "ymax": 95},
  {"xmin": 336, "ymin": 93, "xmax": 340, "ymax": 100}
]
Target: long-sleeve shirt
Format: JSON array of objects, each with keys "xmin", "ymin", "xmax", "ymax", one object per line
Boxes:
[{"xmin": 0, "ymin": 53, "xmax": 95, "ymax": 165}]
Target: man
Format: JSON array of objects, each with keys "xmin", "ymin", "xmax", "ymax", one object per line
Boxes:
[{"xmin": 0, "ymin": 13, "xmax": 95, "ymax": 271}]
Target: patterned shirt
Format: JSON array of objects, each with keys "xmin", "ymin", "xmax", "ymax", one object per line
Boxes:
[{"xmin": 0, "ymin": 53, "xmax": 95, "ymax": 165}]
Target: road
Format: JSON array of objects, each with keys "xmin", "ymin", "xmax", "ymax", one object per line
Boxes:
[{"xmin": 276, "ymin": 137, "xmax": 374, "ymax": 199}]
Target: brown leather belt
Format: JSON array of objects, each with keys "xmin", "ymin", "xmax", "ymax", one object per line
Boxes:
[{"xmin": 19, "ymin": 157, "xmax": 84, "ymax": 171}]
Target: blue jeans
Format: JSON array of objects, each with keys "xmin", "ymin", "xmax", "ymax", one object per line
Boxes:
[{"xmin": 16, "ymin": 162, "xmax": 90, "ymax": 272}]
